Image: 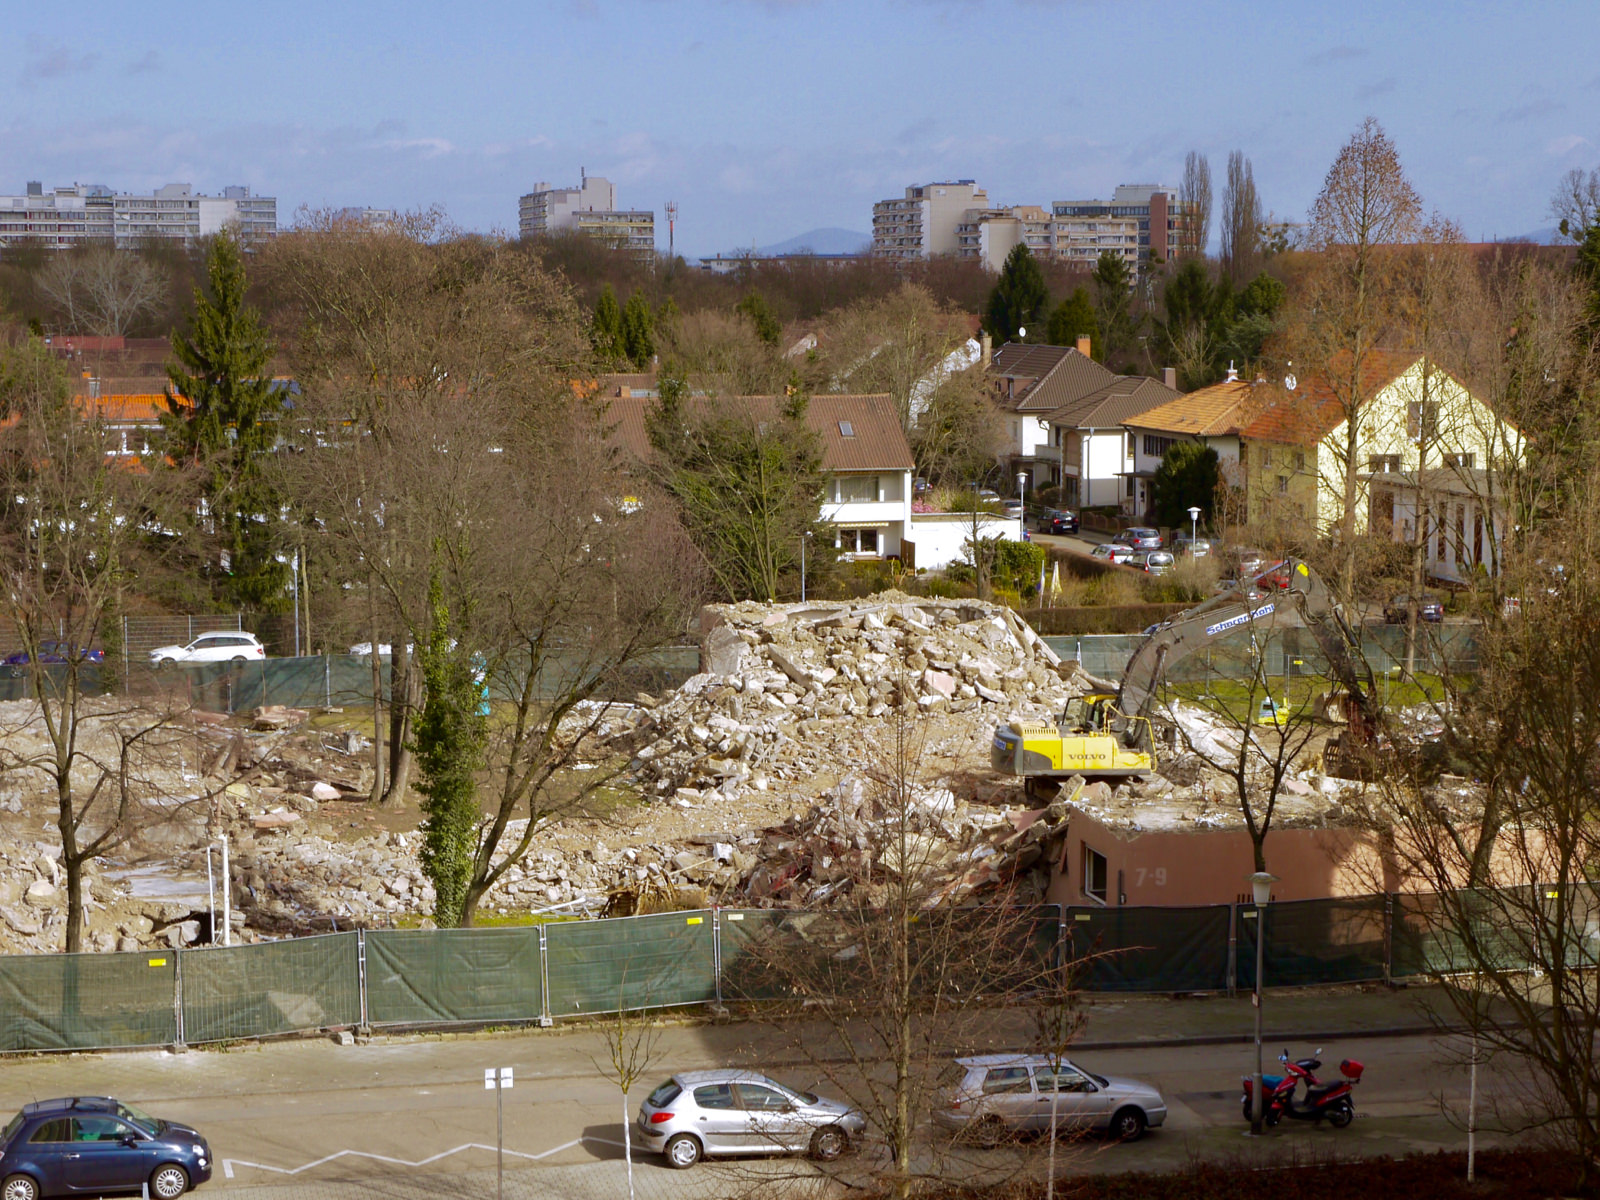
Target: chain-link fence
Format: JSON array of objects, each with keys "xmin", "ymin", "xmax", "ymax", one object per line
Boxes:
[{"xmin": 1, "ymin": 886, "xmax": 1589, "ymax": 1054}]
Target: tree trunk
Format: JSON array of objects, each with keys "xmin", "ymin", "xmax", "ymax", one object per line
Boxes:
[
  {"xmin": 59, "ymin": 784, "xmax": 84, "ymax": 953},
  {"xmin": 382, "ymin": 640, "xmax": 418, "ymax": 809},
  {"xmin": 368, "ymin": 635, "xmax": 386, "ymax": 805}
]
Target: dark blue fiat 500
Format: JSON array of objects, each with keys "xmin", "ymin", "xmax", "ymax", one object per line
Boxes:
[{"xmin": 0, "ymin": 1097, "xmax": 211, "ymax": 1200}]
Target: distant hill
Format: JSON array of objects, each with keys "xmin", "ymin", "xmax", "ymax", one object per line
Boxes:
[{"xmin": 751, "ymin": 228, "xmax": 872, "ymax": 257}]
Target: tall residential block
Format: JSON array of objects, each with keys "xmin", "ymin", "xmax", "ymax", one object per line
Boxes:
[
  {"xmin": 0, "ymin": 182, "xmax": 276, "ymax": 249},
  {"xmin": 518, "ymin": 175, "xmax": 655, "ymax": 253},
  {"xmin": 871, "ymin": 179, "xmax": 1194, "ymax": 271}
]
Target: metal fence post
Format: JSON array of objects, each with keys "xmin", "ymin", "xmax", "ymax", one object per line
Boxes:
[
  {"xmin": 537, "ymin": 923, "xmax": 553, "ymax": 1027},
  {"xmin": 1225, "ymin": 903, "xmax": 1238, "ymax": 996},
  {"xmin": 356, "ymin": 929, "xmax": 370, "ymax": 1031},
  {"xmin": 1383, "ymin": 893, "xmax": 1394, "ymax": 987},
  {"xmin": 324, "ymin": 655, "xmax": 332, "ymax": 708},
  {"xmin": 172, "ymin": 948, "xmax": 186, "ymax": 1050},
  {"xmin": 711, "ymin": 909, "xmax": 724, "ymax": 1010}
]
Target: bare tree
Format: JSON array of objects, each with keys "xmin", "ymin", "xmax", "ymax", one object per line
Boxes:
[
  {"xmin": 1295, "ymin": 117, "xmax": 1423, "ymax": 602},
  {"xmin": 1219, "ymin": 151, "xmax": 1264, "ymax": 283},
  {"xmin": 1180, "ymin": 150, "xmax": 1213, "ymax": 259},
  {"xmin": 0, "ymin": 335, "xmax": 197, "ymax": 951},
  {"xmin": 1550, "ymin": 164, "xmax": 1600, "ymax": 242},
  {"xmin": 721, "ymin": 696, "xmax": 1072, "ymax": 1198},
  {"xmin": 590, "ymin": 977, "xmax": 664, "ymax": 1200},
  {"xmin": 35, "ymin": 245, "xmax": 169, "ymax": 337}
]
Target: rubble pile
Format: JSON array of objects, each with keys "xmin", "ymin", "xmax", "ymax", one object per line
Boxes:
[{"xmin": 606, "ymin": 593, "xmax": 1096, "ymax": 807}]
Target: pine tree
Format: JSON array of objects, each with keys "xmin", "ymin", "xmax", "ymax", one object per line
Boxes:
[
  {"xmin": 735, "ymin": 291, "xmax": 782, "ymax": 346},
  {"xmin": 592, "ymin": 285, "xmax": 625, "ymax": 364},
  {"xmin": 163, "ymin": 231, "xmax": 286, "ymax": 609},
  {"xmin": 984, "ymin": 245, "xmax": 1048, "ymax": 343},
  {"xmin": 1045, "ymin": 287, "xmax": 1099, "ymax": 356}
]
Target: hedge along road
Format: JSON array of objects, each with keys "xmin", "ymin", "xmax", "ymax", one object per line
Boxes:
[{"xmin": 0, "ymin": 1002, "xmax": 1514, "ymax": 1198}]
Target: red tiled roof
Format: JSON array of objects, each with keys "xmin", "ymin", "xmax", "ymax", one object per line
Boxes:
[{"xmin": 1238, "ymin": 350, "xmax": 1419, "ymax": 446}]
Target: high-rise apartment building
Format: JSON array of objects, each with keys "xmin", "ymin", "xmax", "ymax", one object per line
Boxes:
[
  {"xmin": 517, "ymin": 175, "xmax": 655, "ymax": 253},
  {"xmin": 1051, "ymin": 184, "xmax": 1193, "ymax": 266},
  {"xmin": 871, "ymin": 181, "xmax": 990, "ymax": 260},
  {"xmin": 0, "ymin": 182, "xmax": 276, "ymax": 249},
  {"xmin": 872, "ymin": 180, "xmax": 1189, "ymax": 272}
]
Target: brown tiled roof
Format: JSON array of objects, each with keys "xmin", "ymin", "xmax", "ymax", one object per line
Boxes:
[
  {"xmin": 1123, "ymin": 379, "xmax": 1260, "ymax": 437},
  {"xmin": 1045, "ymin": 375, "xmax": 1182, "ymax": 429},
  {"xmin": 604, "ymin": 392, "xmax": 914, "ymax": 473},
  {"xmin": 989, "ymin": 342, "xmax": 1119, "ymax": 415}
]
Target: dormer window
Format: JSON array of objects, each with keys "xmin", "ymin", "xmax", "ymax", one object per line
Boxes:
[{"xmin": 838, "ymin": 421, "xmax": 855, "ymax": 438}]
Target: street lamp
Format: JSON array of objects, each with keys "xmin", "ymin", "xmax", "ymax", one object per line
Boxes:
[
  {"xmin": 800, "ymin": 530, "xmax": 814, "ymax": 602},
  {"xmin": 1247, "ymin": 870, "xmax": 1277, "ymax": 1135},
  {"xmin": 1017, "ymin": 471, "xmax": 1028, "ymax": 518},
  {"xmin": 1188, "ymin": 505, "xmax": 1201, "ymax": 548}
]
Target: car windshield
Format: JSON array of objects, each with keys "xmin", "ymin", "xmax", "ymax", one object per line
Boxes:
[
  {"xmin": 114, "ymin": 1102, "xmax": 164, "ymax": 1134},
  {"xmin": 1, "ymin": 1111, "xmax": 24, "ymax": 1145}
]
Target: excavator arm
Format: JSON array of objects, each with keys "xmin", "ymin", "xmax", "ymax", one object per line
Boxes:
[{"xmin": 1116, "ymin": 559, "xmax": 1378, "ymax": 736}]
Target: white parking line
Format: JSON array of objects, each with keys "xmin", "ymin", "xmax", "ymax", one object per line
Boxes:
[{"xmin": 221, "ymin": 1135, "xmax": 628, "ymax": 1179}]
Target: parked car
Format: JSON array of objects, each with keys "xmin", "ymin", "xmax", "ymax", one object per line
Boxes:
[
  {"xmin": 1089, "ymin": 543, "xmax": 1136, "ymax": 564},
  {"xmin": 1383, "ymin": 594, "xmax": 1445, "ymax": 623},
  {"xmin": 148, "ymin": 632, "xmax": 266, "ymax": 669},
  {"xmin": 1033, "ymin": 509, "xmax": 1079, "ymax": 535},
  {"xmin": 1003, "ymin": 499, "xmax": 1025, "ymax": 519},
  {"xmin": 931, "ymin": 1054, "xmax": 1167, "ymax": 1144},
  {"xmin": 1122, "ymin": 527, "xmax": 1163, "ymax": 550},
  {"xmin": 1136, "ymin": 550, "xmax": 1175, "ymax": 575},
  {"xmin": 3, "ymin": 643, "xmax": 104, "ymax": 677},
  {"xmin": 1171, "ymin": 535, "xmax": 1212, "ymax": 558},
  {"xmin": 0, "ymin": 1095, "xmax": 212, "ymax": 1200},
  {"xmin": 636, "ymin": 1070, "xmax": 865, "ymax": 1168},
  {"xmin": 1225, "ymin": 546, "xmax": 1267, "ymax": 577}
]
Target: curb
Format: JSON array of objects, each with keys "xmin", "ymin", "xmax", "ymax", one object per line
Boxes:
[{"xmin": 1073, "ymin": 1023, "xmax": 1442, "ymax": 1052}]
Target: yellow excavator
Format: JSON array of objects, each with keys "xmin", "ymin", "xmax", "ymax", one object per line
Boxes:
[{"xmin": 991, "ymin": 559, "xmax": 1382, "ymax": 791}]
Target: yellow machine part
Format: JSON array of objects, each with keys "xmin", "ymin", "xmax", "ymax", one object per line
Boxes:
[{"xmin": 992, "ymin": 718, "xmax": 1154, "ymax": 780}]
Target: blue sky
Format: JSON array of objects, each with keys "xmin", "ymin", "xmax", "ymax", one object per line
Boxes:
[{"xmin": 3, "ymin": 0, "xmax": 1596, "ymax": 257}]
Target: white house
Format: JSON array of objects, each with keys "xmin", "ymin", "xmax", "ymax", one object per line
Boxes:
[
  {"xmin": 1120, "ymin": 376, "xmax": 1260, "ymax": 517},
  {"xmin": 987, "ymin": 340, "xmax": 1116, "ymax": 490},
  {"xmin": 1043, "ymin": 375, "xmax": 1182, "ymax": 511}
]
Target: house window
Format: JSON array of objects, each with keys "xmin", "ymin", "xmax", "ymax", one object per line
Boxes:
[
  {"xmin": 1407, "ymin": 400, "xmax": 1439, "ymax": 443},
  {"xmin": 1125, "ymin": 434, "xmax": 1134, "ymax": 460},
  {"xmin": 1293, "ymin": 451, "xmax": 1306, "ymax": 471},
  {"xmin": 1261, "ymin": 447, "xmax": 1272, "ymax": 467},
  {"xmin": 1367, "ymin": 454, "xmax": 1401, "ymax": 473},
  {"xmin": 1444, "ymin": 452, "xmax": 1475, "ymax": 469},
  {"xmin": 1142, "ymin": 434, "xmax": 1176, "ymax": 458},
  {"xmin": 1437, "ymin": 509, "xmax": 1447, "ymax": 560},
  {"xmin": 838, "ymin": 420, "xmax": 855, "ymax": 438},
  {"xmin": 1082, "ymin": 844, "xmax": 1108, "ymax": 904},
  {"xmin": 1277, "ymin": 475, "xmax": 1289, "ymax": 495},
  {"xmin": 835, "ymin": 476, "xmax": 879, "ymax": 503},
  {"xmin": 839, "ymin": 528, "xmax": 880, "ymax": 555},
  {"xmin": 1125, "ymin": 476, "xmax": 1135, "ymax": 497}
]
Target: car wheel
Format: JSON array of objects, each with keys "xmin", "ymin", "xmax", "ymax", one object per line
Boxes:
[
  {"xmin": 1109, "ymin": 1107, "xmax": 1147, "ymax": 1142},
  {"xmin": 154, "ymin": 658, "xmax": 171, "ymax": 670},
  {"xmin": 810, "ymin": 1124, "xmax": 848, "ymax": 1161},
  {"xmin": 150, "ymin": 1164, "xmax": 189, "ymax": 1199},
  {"xmin": 969, "ymin": 1115, "xmax": 1009, "ymax": 1148},
  {"xmin": 231, "ymin": 655, "xmax": 248, "ymax": 664},
  {"xmin": 3, "ymin": 1174, "xmax": 40, "ymax": 1200},
  {"xmin": 664, "ymin": 1133, "xmax": 702, "ymax": 1169},
  {"xmin": 1327, "ymin": 1100, "xmax": 1354, "ymax": 1129}
]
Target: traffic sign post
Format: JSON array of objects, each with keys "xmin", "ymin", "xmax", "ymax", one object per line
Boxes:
[{"xmin": 485, "ymin": 1067, "xmax": 513, "ymax": 1200}]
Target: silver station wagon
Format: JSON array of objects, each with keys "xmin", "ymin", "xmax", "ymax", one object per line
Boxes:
[
  {"xmin": 636, "ymin": 1069, "xmax": 865, "ymax": 1169},
  {"xmin": 931, "ymin": 1054, "xmax": 1167, "ymax": 1144}
]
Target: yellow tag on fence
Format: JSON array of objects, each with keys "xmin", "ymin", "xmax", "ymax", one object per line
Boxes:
[
  {"xmin": 686, "ymin": 917, "xmax": 702, "ymax": 926},
  {"xmin": 148, "ymin": 958, "xmax": 167, "ymax": 967}
]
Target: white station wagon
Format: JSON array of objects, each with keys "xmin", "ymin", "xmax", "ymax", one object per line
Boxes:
[{"xmin": 149, "ymin": 632, "xmax": 267, "ymax": 668}]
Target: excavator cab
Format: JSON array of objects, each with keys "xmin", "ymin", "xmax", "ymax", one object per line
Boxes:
[{"xmin": 992, "ymin": 691, "xmax": 1156, "ymax": 789}]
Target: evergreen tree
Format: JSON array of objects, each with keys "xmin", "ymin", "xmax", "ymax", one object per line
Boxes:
[
  {"xmin": 1092, "ymin": 250, "xmax": 1137, "ymax": 368},
  {"xmin": 592, "ymin": 284, "xmax": 625, "ymax": 363},
  {"xmin": 163, "ymin": 231, "xmax": 286, "ymax": 609},
  {"xmin": 984, "ymin": 244, "xmax": 1048, "ymax": 343},
  {"xmin": 735, "ymin": 291, "xmax": 782, "ymax": 346},
  {"xmin": 620, "ymin": 290, "xmax": 656, "ymax": 367},
  {"xmin": 1045, "ymin": 287, "xmax": 1099, "ymax": 356},
  {"xmin": 412, "ymin": 565, "xmax": 488, "ymax": 928},
  {"xmin": 1149, "ymin": 441, "xmax": 1220, "ymax": 528}
]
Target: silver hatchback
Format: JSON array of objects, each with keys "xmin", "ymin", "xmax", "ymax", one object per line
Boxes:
[
  {"xmin": 637, "ymin": 1069, "xmax": 866, "ymax": 1169},
  {"xmin": 931, "ymin": 1054, "xmax": 1166, "ymax": 1145}
]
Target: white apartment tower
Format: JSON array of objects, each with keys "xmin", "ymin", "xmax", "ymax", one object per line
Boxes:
[
  {"xmin": 871, "ymin": 181, "xmax": 990, "ymax": 260},
  {"xmin": 0, "ymin": 182, "xmax": 276, "ymax": 249},
  {"xmin": 517, "ymin": 175, "xmax": 655, "ymax": 253}
]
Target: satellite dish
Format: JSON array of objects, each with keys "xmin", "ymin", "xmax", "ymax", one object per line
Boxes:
[
  {"xmin": 1284, "ymin": 373, "xmax": 1298, "ymax": 391},
  {"xmin": 1017, "ymin": 326, "xmax": 1027, "ymax": 339}
]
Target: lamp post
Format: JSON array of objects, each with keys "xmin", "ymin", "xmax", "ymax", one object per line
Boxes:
[
  {"xmin": 1247, "ymin": 870, "xmax": 1277, "ymax": 1135},
  {"xmin": 1188, "ymin": 505, "xmax": 1201, "ymax": 549},
  {"xmin": 800, "ymin": 530, "xmax": 814, "ymax": 602}
]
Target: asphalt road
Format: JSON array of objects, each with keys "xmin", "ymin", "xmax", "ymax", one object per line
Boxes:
[{"xmin": 0, "ymin": 1019, "xmax": 1512, "ymax": 1200}]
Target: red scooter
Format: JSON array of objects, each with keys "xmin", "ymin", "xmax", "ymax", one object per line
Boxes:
[{"xmin": 1240, "ymin": 1047, "xmax": 1362, "ymax": 1128}]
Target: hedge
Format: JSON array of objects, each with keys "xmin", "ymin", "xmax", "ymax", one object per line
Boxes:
[{"xmin": 1024, "ymin": 603, "xmax": 1192, "ymax": 634}]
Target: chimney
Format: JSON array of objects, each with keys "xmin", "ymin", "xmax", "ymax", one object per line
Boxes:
[
  {"xmin": 1162, "ymin": 367, "xmax": 1177, "ymax": 390},
  {"xmin": 1075, "ymin": 335, "xmax": 1092, "ymax": 357},
  {"xmin": 980, "ymin": 331, "xmax": 992, "ymax": 369},
  {"xmin": 1225, "ymin": 360, "xmax": 1239, "ymax": 383}
]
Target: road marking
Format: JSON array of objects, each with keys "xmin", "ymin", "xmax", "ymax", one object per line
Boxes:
[{"xmin": 222, "ymin": 1135, "xmax": 627, "ymax": 1179}]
